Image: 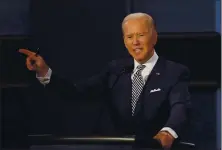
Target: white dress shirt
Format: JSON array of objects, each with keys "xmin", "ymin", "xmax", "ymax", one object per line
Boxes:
[
  {"xmin": 131, "ymin": 51, "xmax": 158, "ymax": 82},
  {"xmin": 36, "ymin": 51, "xmax": 178, "ymax": 138},
  {"xmin": 36, "ymin": 68, "xmax": 52, "ymax": 85}
]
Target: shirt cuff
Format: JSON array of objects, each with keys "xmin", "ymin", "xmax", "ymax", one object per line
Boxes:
[
  {"xmin": 36, "ymin": 68, "xmax": 52, "ymax": 85},
  {"xmin": 161, "ymin": 127, "xmax": 178, "ymax": 138}
]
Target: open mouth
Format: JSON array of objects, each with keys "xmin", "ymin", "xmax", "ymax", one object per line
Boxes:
[{"xmin": 134, "ymin": 48, "xmax": 143, "ymax": 54}]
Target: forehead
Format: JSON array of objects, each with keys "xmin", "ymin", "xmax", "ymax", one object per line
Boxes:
[{"xmin": 123, "ymin": 18, "xmax": 150, "ymax": 34}]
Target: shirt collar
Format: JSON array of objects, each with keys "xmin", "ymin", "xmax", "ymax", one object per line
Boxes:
[{"xmin": 133, "ymin": 51, "xmax": 159, "ymax": 70}]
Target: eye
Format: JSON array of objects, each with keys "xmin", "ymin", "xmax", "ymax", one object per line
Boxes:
[
  {"xmin": 139, "ymin": 34, "xmax": 144, "ymax": 36},
  {"xmin": 127, "ymin": 36, "xmax": 132, "ymax": 39}
]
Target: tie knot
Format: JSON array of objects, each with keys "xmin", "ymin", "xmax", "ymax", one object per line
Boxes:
[{"xmin": 136, "ymin": 65, "xmax": 146, "ymax": 71}]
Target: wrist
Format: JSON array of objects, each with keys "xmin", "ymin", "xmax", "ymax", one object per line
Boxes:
[
  {"xmin": 160, "ymin": 131, "xmax": 175, "ymax": 139},
  {"xmin": 37, "ymin": 66, "xmax": 49, "ymax": 77}
]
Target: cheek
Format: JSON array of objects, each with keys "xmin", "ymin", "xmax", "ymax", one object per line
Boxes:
[
  {"xmin": 125, "ymin": 41, "xmax": 132, "ymax": 50},
  {"xmin": 142, "ymin": 39, "xmax": 153, "ymax": 48}
]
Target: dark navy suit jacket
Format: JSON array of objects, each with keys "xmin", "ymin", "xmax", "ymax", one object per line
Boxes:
[{"xmin": 45, "ymin": 56, "xmax": 191, "ymax": 141}]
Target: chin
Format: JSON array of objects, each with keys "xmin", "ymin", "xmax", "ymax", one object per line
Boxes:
[{"xmin": 135, "ymin": 56, "xmax": 146, "ymax": 63}]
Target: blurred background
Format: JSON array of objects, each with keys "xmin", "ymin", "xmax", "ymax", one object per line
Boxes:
[{"xmin": 0, "ymin": 0, "xmax": 221, "ymax": 149}]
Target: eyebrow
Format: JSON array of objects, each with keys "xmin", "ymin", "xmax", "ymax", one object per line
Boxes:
[{"xmin": 125, "ymin": 32, "xmax": 149, "ymax": 36}]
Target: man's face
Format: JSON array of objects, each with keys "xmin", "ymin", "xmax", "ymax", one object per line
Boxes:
[{"xmin": 123, "ymin": 18, "xmax": 157, "ymax": 64}]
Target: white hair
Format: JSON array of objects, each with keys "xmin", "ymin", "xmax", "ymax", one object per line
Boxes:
[{"xmin": 122, "ymin": 12, "xmax": 155, "ymax": 30}]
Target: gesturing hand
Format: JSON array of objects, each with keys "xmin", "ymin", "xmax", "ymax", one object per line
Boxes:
[{"xmin": 19, "ymin": 49, "xmax": 49, "ymax": 77}]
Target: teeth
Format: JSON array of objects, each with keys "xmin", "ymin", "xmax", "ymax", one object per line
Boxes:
[{"xmin": 135, "ymin": 49, "xmax": 141, "ymax": 53}]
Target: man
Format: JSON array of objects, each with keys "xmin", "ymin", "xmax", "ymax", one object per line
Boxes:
[{"xmin": 19, "ymin": 13, "xmax": 190, "ymax": 149}]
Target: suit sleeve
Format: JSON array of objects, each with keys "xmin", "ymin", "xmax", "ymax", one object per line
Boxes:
[
  {"xmin": 44, "ymin": 67, "xmax": 110, "ymax": 101},
  {"xmin": 164, "ymin": 66, "xmax": 191, "ymax": 137}
]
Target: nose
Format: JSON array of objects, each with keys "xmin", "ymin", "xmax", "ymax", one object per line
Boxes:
[{"xmin": 132, "ymin": 36, "xmax": 140, "ymax": 45}]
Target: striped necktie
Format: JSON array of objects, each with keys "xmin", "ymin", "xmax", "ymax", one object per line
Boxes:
[{"xmin": 131, "ymin": 64, "xmax": 146, "ymax": 116}]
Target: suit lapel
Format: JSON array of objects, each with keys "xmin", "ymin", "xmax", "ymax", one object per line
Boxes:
[
  {"xmin": 114, "ymin": 57, "xmax": 134, "ymax": 119},
  {"xmin": 133, "ymin": 57, "xmax": 166, "ymax": 116},
  {"xmin": 124, "ymin": 58, "xmax": 134, "ymax": 118},
  {"xmin": 144, "ymin": 56, "xmax": 166, "ymax": 89}
]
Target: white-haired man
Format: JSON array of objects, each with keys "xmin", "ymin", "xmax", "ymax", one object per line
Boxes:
[{"xmin": 19, "ymin": 13, "xmax": 190, "ymax": 149}]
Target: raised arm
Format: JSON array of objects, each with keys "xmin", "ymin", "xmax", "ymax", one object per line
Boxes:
[{"xmin": 19, "ymin": 49, "xmax": 109, "ymax": 101}]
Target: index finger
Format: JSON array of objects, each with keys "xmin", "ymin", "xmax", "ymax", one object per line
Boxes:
[{"xmin": 19, "ymin": 49, "xmax": 35, "ymax": 56}]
